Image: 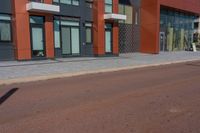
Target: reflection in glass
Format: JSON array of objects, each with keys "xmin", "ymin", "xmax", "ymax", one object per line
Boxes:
[{"xmin": 160, "ymin": 9, "xmax": 197, "ymax": 51}]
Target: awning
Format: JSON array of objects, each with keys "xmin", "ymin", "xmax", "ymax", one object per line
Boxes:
[
  {"xmin": 104, "ymin": 13, "xmax": 127, "ymax": 21},
  {"xmin": 26, "ymin": 2, "xmax": 60, "ymax": 14}
]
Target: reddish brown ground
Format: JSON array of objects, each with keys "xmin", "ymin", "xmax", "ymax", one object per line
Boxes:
[{"xmin": 0, "ymin": 61, "xmax": 200, "ymax": 133}]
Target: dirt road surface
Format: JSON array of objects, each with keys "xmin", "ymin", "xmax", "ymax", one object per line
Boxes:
[{"xmin": 0, "ymin": 61, "xmax": 200, "ymax": 133}]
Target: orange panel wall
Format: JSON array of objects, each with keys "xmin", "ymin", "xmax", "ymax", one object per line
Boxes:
[
  {"xmin": 93, "ymin": 0, "xmax": 105, "ymax": 56},
  {"xmin": 45, "ymin": 15, "xmax": 54, "ymax": 58},
  {"xmin": 93, "ymin": 0, "xmax": 119, "ymax": 56},
  {"xmin": 140, "ymin": 0, "xmax": 160, "ymax": 54},
  {"xmin": 44, "ymin": 0, "xmax": 54, "ymax": 58},
  {"xmin": 12, "ymin": 0, "xmax": 54, "ymax": 60},
  {"xmin": 112, "ymin": 0, "xmax": 119, "ymax": 55},
  {"xmin": 159, "ymin": 0, "xmax": 200, "ymax": 13},
  {"xmin": 12, "ymin": 0, "xmax": 31, "ymax": 60}
]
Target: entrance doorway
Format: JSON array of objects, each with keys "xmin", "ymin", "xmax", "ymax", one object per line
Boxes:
[
  {"xmin": 30, "ymin": 16, "xmax": 45, "ymax": 58},
  {"xmin": 105, "ymin": 23, "xmax": 113, "ymax": 54},
  {"xmin": 160, "ymin": 32, "xmax": 166, "ymax": 51},
  {"xmin": 61, "ymin": 26, "xmax": 80, "ymax": 55}
]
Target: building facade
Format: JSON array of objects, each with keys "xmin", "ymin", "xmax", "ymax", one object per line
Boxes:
[
  {"xmin": 0, "ymin": 0, "xmax": 199, "ymax": 61},
  {"xmin": 140, "ymin": 0, "xmax": 200, "ymax": 53}
]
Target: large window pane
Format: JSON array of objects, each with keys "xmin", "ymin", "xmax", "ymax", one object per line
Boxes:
[
  {"xmin": 30, "ymin": 16, "xmax": 44, "ymax": 24},
  {"xmin": 53, "ymin": 0, "xmax": 59, "ymax": 3},
  {"xmin": 54, "ymin": 16, "xmax": 80, "ymax": 56},
  {"xmin": 160, "ymin": 9, "xmax": 196, "ymax": 51},
  {"xmin": 71, "ymin": 28, "xmax": 80, "ymax": 54},
  {"xmin": 105, "ymin": 5, "xmax": 112, "ymax": 13},
  {"xmin": 32, "ymin": 27, "xmax": 44, "ymax": 50},
  {"xmin": 105, "ymin": 31, "xmax": 112, "ymax": 53},
  {"xmin": 105, "ymin": 0, "xmax": 112, "ymax": 4},
  {"xmin": 0, "ymin": 14, "xmax": 12, "ymax": 42},
  {"xmin": 61, "ymin": 27, "xmax": 71, "ymax": 54},
  {"xmin": 0, "ymin": 23, "xmax": 11, "ymax": 41},
  {"xmin": 60, "ymin": 0, "xmax": 71, "ymax": 4},
  {"xmin": 105, "ymin": 0, "xmax": 112, "ymax": 13},
  {"xmin": 72, "ymin": 0, "xmax": 79, "ymax": 5},
  {"xmin": 0, "ymin": 15, "xmax": 11, "ymax": 21},
  {"xmin": 86, "ymin": 22, "xmax": 92, "ymax": 44},
  {"xmin": 86, "ymin": 28, "xmax": 92, "ymax": 43},
  {"xmin": 54, "ymin": 20, "xmax": 61, "ymax": 48}
]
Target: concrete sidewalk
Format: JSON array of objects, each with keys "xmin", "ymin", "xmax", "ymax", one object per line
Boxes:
[{"xmin": 0, "ymin": 51, "xmax": 200, "ymax": 85}]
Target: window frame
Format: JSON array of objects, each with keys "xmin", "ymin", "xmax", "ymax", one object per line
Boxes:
[
  {"xmin": 105, "ymin": 0, "xmax": 113, "ymax": 13},
  {"xmin": 0, "ymin": 14, "xmax": 12, "ymax": 43}
]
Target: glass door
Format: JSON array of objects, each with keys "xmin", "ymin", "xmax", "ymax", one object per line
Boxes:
[
  {"xmin": 105, "ymin": 23, "xmax": 112, "ymax": 53},
  {"xmin": 61, "ymin": 26, "xmax": 71, "ymax": 55},
  {"xmin": 61, "ymin": 26, "xmax": 80, "ymax": 55},
  {"xmin": 71, "ymin": 27, "xmax": 80, "ymax": 54},
  {"xmin": 160, "ymin": 32, "xmax": 166, "ymax": 51},
  {"xmin": 30, "ymin": 16, "xmax": 45, "ymax": 58},
  {"xmin": 31, "ymin": 25, "xmax": 45, "ymax": 57},
  {"xmin": 105, "ymin": 30, "xmax": 112, "ymax": 53}
]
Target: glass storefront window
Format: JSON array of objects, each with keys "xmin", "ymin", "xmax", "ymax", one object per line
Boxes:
[
  {"xmin": 160, "ymin": 9, "xmax": 197, "ymax": 51},
  {"xmin": 0, "ymin": 14, "xmax": 12, "ymax": 42},
  {"xmin": 72, "ymin": 0, "xmax": 79, "ymax": 6}
]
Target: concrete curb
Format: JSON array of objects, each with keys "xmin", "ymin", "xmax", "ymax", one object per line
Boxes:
[{"xmin": 0, "ymin": 59, "xmax": 199, "ymax": 86}]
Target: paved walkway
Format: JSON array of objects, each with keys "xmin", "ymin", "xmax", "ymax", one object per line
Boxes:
[{"xmin": 0, "ymin": 51, "xmax": 200, "ymax": 84}]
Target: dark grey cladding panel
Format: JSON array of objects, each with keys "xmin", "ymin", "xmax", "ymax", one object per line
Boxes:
[
  {"xmin": 53, "ymin": 1, "xmax": 93, "ymax": 57},
  {"xmin": 0, "ymin": 43, "xmax": 14, "ymax": 61},
  {"xmin": 57, "ymin": 4, "xmax": 81, "ymax": 17},
  {"xmin": 54, "ymin": 2, "xmax": 92, "ymax": 21},
  {"xmin": 84, "ymin": 8, "xmax": 93, "ymax": 22},
  {"xmin": 0, "ymin": 0, "xmax": 12, "ymax": 14}
]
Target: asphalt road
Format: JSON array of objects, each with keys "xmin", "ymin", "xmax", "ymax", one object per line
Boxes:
[{"xmin": 0, "ymin": 61, "xmax": 200, "ymax": 133}]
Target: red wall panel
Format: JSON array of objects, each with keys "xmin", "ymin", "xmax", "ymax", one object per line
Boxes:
[
  {"xmin": 160, "ymin": 0, "xmax": 200, "ymax": 13},
  {"xmin": 93, "ymin": 0, "xmax": 105, "ymax": 55},
  {"xmin": 93, "ymin": 0, "xmax": 119, "ymax": 56},
  {"xmin": 140, "ymin": 0, "xmax": 160, "ymax": 53},
  {"xmin": 12, "ymin": 0, "xmax": 31, "ymax": 60},
  {"xmin": 12, "ymin": 0, "xmax": 54, "ymax": 60}
]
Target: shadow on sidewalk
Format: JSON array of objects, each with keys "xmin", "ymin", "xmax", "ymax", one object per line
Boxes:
[{"xmin": 0, "ymin": 88, "xmax": 19, "ymax": 106}]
